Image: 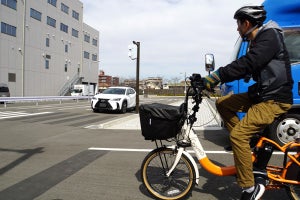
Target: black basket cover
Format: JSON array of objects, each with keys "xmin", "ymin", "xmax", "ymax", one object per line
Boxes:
[{"xmin": 139, "ymin": 103, "xmax": 185, "ymax": 140}]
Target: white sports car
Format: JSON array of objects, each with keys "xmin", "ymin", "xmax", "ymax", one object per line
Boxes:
[{"xmin": 91, "ymin": 86, "xmax": 136, "ymax": 113}]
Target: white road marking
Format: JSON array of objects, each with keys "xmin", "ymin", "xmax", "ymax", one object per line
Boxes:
[
  {"xmin": 88, "ymin": 147, "xmax": 286, "ymax": 155},
  {"xmin": 57, "ymin": 105, "xmax": 90, "ymax": 111},
  {"xmin": 0, "ymin": 111, "xmax": 52, "ymax": 119}
]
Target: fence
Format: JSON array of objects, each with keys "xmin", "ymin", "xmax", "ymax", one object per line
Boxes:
[{"xmin": 0, "ymin": 96, "xmax": 91, "ymax": 108}]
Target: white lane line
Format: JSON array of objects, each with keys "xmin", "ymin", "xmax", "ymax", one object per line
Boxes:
[
  {"xmin": 88, "ymin": 147, "xmax": 286, "ymax": 155},
  {"xmin": 88, "ymin": 147, "xmax": 233, "ymax": 154},
  {"xmin": 58, "ymin": 105, "xmax": 90, "ymax": 111},
  {"xmin": 89, "ymin": 147, "xmax": 153, "ymax": 152},
  {"xmin": 0, "ymin": 111, "xmax": 52, "ymax": 119},
  {"xmin": 0, "ymin": 111, "xmax": 26, "ymax": 116}
]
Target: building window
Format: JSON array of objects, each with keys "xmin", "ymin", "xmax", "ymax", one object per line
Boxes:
[
  {"xmin": 84, "ymin": 51, "xmax": 89, "ymax": 59},
  {"xmin": 47, "ymin": 16, "xmax": 56, "ymax": 28},
  {"xmin": 47, "ymin": 0, "xmax": 56, "ymax": 7},
  {"xmin": 92, "ymin": 38, "xmax": 98, "ymax": 46},
  {"xmin": 72, "ymin": 10, "xmax": 79, "ymax": 20},
  {"xmin": 84, "ymin": 34, "xmax": 90, "ymax": 43},
  {"xmin": 65, "ymin": 44, "xmax": 68, "ymax": 53},
  {"xmin": 8, "ymin": 73, "xmax": 16, "ymax": 82},
  {"xmin": 30, "ymin": 8, "xmax": 42, "ymax": 21},
  {"xmin": 45, "ymin": 60, "xmax": 49, "ymax": 69},
  {"xmin": 60, "ymin": 23, "xmax": 68, "ymax": 33},
  {"xmin": 61, "ymin": 3, "xmax": 69, "ymax": 14},
  {"xmin": 1, "ymin": 0, "xmax": 17, "ymax": 10},
  {"xmin": 64, "ymin": 63, "xmax": 67, "ymax": 72},
  {"xmin": 46, "ymin": 38, "xmax": 50, "ymax": 47},
  {"xmin": 1, "ymin": 22, "xmax": 16, "ymax": 37},
  {"xmin": 92, "ymin": 54, "xmax": 97, "ymax": 61},
  {"xmin": 72, "ymin": 28, "xmax": 78, "ymax": 38}
]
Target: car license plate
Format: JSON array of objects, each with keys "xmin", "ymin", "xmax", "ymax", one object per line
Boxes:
[{"xmin": 99, "ymin": 103, "xmax": 106, "ymax": 107}]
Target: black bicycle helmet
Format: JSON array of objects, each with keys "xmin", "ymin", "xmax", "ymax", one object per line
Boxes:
[{"xmin": 234, "ymin": 6, "xmax": 266, "ymax": 26}]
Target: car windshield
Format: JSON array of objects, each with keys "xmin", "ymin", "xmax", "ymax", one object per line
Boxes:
[
  {"xmin": 102, "ymin": 88, "xmax": 126, "ymax": 95},
  {"xmin": 0, "ymin": 87, "xmax": 9, "ymax": 92},
  {"xmin": 71, "ymin": 89, "xmax": 82, "ymax": 93},
  {"xmin": 284, "ymin": 28, "xmax": 300, "ymax": 64}
]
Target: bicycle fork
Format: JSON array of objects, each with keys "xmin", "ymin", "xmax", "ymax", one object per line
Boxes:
[
  {"xmin": 164, "ymin": 145, "xmax": 200, "ymax": 185},
  {"xmin": 164, "ymin": 127, "xmax": 207, "ymax": 184}
]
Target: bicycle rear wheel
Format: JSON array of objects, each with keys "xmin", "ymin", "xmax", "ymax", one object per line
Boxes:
[
  {"xmin": 285, "ymin": 154, "xmax": 300, "ymax": 200},
  {"xmin": 141, "ymin": 147, "xmax": 196, "ymax": 200}
]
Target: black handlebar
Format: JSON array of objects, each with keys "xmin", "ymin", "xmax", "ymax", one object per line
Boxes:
[
  {"xmin": 188, "ymin": 73, "xmax": 206, "ymax": 99},
  {"xmin": 190, "ymin": 73, "xmax": 202, "ymax": 88},
  {"xmin": 183, "ymin": 73, "xmax": 206, "ymax": 126}
]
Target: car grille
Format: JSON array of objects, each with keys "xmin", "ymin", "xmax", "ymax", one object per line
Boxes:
[{"xmin": 96, "ymin": 98, "xmax": 111, "ymax": 109}]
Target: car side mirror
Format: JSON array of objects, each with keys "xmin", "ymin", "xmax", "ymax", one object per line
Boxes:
[{"xmin": 205, "ymin": 53, "xmax": 215, "ymax": 73}]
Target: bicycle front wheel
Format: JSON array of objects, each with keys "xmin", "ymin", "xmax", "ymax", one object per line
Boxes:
[{"xmin": 141, "ymin": 147, "xmax": 196, "ymax": 200}]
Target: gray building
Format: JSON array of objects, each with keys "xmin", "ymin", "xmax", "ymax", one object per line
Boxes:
[{"xmin": 0, "ymin": 0, "xmax": 99, "ymax": 96}]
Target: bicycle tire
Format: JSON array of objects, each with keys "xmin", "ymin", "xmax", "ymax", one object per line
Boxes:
[
  {"xmin": 141, "ymin": 147, "xmax": 196, "ymax": 200},
  {"xmin": 285, "ymin": 154, "xmax": 300, "ymax": 200}
]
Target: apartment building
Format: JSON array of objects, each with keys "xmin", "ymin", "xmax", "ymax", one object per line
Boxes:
[
  {"xmin": 0, "ymin": 0, "xmax": 99, "ymax": 96},
  {"xmin": 98, "ymin": 70, "xmax": 119, "ymax": 90}
]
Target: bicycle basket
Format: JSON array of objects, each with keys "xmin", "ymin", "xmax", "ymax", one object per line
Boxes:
[{"xmin": 139, "ymin": 103, "xmax": 185, "ymax": 140}]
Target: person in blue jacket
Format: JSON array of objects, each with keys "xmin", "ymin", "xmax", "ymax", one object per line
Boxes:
[{"xmin": 203, "ymin": 5, "xmax": 293, "ymax": 200}]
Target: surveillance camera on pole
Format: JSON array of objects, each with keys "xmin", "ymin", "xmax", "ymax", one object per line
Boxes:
[{"xmin": 128, "ymin": 45, "xmax": 137, "ymax": 60}]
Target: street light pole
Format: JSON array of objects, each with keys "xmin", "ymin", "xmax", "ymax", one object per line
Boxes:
[
  {"xmin": 88, "ymin": 61, "xmax": 91, "ymax": 101},
  {"xmin": 132, "ymin": 41, "xmax": 140, "ymax": 113},
  {"xmin": 184, "ymin": 72, "xmax": 186, "ymax": 94},
  {"xmin": 180, "ymin": 72, "xmax": 187, "ymax": 94}
]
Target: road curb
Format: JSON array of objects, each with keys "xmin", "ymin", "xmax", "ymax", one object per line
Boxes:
[{"xmin": 86, "ymin": 98, "xmax": 225, "ymax": 130}]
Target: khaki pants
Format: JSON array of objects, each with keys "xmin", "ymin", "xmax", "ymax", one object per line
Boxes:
[{"xmin": 216, "ymin": 93, "xmax": 291, "ymax": 187}]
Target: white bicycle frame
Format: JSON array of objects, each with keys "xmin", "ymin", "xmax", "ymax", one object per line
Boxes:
[
  {"xmin": 165, "ymin": 123, "xmax": 203, "ymax": 184},
  {"xmin": 165, "ymin": 121, "xmax": 237, "ymax": 184}
]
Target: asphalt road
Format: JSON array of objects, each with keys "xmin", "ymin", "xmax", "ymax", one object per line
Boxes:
[{"xmin": 0, "ymin": 97, "xmax": 291, "ymax": 200}]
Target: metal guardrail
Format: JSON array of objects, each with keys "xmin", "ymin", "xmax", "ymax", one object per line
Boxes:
[{"xmin": 0, "ymin": 96, "xmax": 92, "ymax": 108}]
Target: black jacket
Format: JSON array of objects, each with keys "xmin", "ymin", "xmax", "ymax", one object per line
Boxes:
[{"xmin": 219, "ymin": 21, "xmax": 293, "ymax": 104}]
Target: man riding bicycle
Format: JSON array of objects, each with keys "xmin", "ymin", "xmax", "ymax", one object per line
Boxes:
[{"xmin": 203, "ymin": 5, "xmax": 293, "ymax": 200}]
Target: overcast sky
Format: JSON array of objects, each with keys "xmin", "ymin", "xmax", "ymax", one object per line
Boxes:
[{"xmin": 80, "ymin": 0, "xmax": 263, "ymax": 82}]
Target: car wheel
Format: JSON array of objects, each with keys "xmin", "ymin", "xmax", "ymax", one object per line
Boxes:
[
  {"xmin": 121, "ymin": 101, "xmax": 127, "ymax": 113},
  {"xmin": 131, "ymin": 106, "xmax": 136, "ymax": 112},
  {"xmin": 91, "ymin": 102, "xmax": 97, "ymax": 112},
  {"xmin": 268, "ymin": 113, "xmax": 300, "ymax": 146}
]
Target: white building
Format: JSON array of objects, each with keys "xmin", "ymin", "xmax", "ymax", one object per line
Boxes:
[{"xmin": 0, "ymin": 0, "xmax": 99, "ymax": 96}]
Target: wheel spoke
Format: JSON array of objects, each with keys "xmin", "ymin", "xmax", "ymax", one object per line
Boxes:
[{"xmin": 141, "ymin": 148, "xmax": 195, "ymax": 199}]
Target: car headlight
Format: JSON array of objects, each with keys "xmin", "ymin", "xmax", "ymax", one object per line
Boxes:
[
  {"xmin": 111, "ymin": 98, "xmax": 121, "ymax": 101},
  {"xmin": 92, "ymin": 97, "xmax": 97, "ymax": 100}
]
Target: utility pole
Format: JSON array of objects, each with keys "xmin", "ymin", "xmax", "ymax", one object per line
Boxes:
[{"xmin": 129, "ymin": 41, "xmax": 140, "ymax": 113}]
